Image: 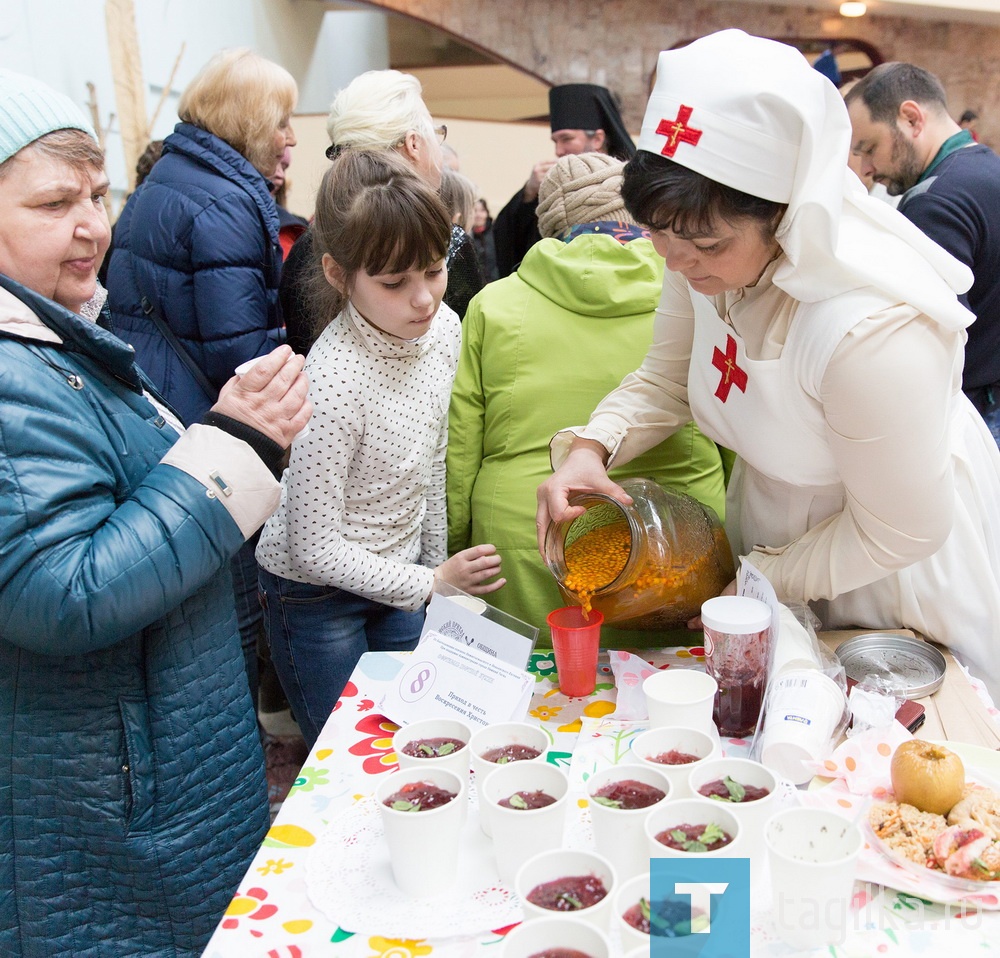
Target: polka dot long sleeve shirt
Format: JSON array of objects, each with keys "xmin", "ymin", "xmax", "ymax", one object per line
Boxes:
[{"xmin": 256, "ymin": 301, "xmax": 461, "ymax": 612}]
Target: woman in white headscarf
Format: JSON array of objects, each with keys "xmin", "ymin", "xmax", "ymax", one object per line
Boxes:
[{"xmin": 536, "ymin": 30, "xmax": 1000, "ymax": 697}]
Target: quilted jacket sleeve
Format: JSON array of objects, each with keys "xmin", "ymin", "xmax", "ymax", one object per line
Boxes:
[{"xmin": 0, "ymin": 356, "xmax": 256, "ymax": 656}]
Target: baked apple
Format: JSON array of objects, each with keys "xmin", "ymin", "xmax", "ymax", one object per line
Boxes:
[{"xmin": 890, "ymin": 740, "xmax": 965, "ymax": 815}]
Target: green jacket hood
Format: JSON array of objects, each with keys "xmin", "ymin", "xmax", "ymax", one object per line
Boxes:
[{"xmin": 515, "ymin": 234, "xmax": 664, "ymax": 319}]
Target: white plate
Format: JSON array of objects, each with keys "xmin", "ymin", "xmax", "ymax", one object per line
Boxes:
[{"xmin": 865, "ymin": 742, "xmax": 1000, "ymax": 903}]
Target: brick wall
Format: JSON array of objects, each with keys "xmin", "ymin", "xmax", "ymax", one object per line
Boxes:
[{"xmin": 369, "ymin": 0, "xmax": 1000, "ymax": 147}]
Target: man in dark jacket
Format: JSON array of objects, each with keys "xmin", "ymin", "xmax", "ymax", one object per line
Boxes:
[
  {"xmin": 492, "ymin": 83, "xmax": 636, "ymax": 277},
  {"xmin": 845, "ymin": 63, "xmax": 1000, "ymax": 444}
]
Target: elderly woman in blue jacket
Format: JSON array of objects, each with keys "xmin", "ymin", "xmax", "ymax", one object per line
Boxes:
[
  {"xmin": 106, "ymin": 48, "xmax": 299, "ymax": 706},
  {"xmin": 0, "ymin": 70, "xmax": 310, "ymax": 957}
]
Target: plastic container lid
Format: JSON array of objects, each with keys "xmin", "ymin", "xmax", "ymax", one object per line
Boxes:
[{"xmin": 700, "ymin": 595, "xmax": 772, "ymax": 634}]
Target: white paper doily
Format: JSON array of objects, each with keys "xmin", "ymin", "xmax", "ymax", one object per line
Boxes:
[{"xmin": 306, "ymin": 784, "xmax": 525, "ymax": 939}]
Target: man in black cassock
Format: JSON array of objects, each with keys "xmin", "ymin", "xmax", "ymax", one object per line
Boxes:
[{"xmin": 492, "ymin": 83, "xmax": 636, "ymax": 278}]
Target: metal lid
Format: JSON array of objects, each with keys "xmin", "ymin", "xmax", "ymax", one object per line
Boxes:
[{"xmin": 834, "ymin": 632, "xmax": 946, "ymax": 699}]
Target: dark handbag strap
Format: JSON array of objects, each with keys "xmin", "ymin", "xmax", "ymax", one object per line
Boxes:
[{"xmin": 140, "ymin": 295, "xmax": 216, "ymax": 401}]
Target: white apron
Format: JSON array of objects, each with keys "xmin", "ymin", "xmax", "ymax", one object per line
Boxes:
[{"xmin": 685, "ymin": 283, "xmax": 1000, "ymax": 697}]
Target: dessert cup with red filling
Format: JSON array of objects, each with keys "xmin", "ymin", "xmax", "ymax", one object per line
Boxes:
[
  {"xmin": 645, "ymin": 797, "xmax": 743, "ymax": 862},
  {"xmin": 393, "ymin": 717, "xmax": 472, "ymax": 778},
  {"xmin": 470, "ymin": 722, "xmax": 549, "ymax": 779},
  {"xmin": 482, "ymin": 762, "xmax": 571, "ymax": 884},
  {"xmin": 586, "ymin": 765, "xmax": 672, "ymax": 881},
  {"xmin": 374, "ymin": 766, "xmax": 468, "ymax": 897},
  {"xmin": 685, "ymin": 757, "xmax": 781, "ymax": 876},
  {"xmin": 515, "ymin": 849, "xmax": 618, "ymax": 930},
  {"xmin": 631, "ymin": 726, "xmax": 721, "ymax": 799}
]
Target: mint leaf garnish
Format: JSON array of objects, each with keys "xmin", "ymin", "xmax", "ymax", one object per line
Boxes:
[
  {"xmin": 723, "ymin": 776, "xmax": 746, "ymax": 802},
  {"xmin": 698, "ymin": 822, "xmax": 726, "ymax": 845}
]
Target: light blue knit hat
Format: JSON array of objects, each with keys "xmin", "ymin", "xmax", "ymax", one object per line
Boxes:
[{"xmin": 0, "ymin": 68, "xmax": 97, "ymax": 165}]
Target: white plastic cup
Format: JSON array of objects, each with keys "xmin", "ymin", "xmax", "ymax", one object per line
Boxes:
[
  {"xmin": 469, "ymin": 721, "xmax": 549, "ymax": 837},
  {"xmin": 374, "ymin": 766, "xmax": 467, "ymax": 897},
  {"xmin": 392, "ymin": 717, "xmax": 473, "ymax": 779},
  {"xmin": 645, "ymin": 797, "xmax": 744, "ymax": 862},
  {"xmin": 685, "ymin": 756, "xmax": 780, "ymax": 880},
  {"xmin": 482, "ymin": 762, "xmax": 570, "ymax": 885},
  {"xmin": 515, "ymin": 848, "xmax": 618, "ymax": 931},
  {"xmin": 758, "ymin": 669, "xmax": 848, "ymax": 785},
  {"xmin": 765, "ymin": 807, "xmax": 863, "ymax": 949},
  {"xmin": 501, "ymin": 915, "xmax": 612, "ymax": 958},
  {"xmin": 770, "ymin": 604, "xmax": 824, "ymax": 675},
  {"xmin": 586, "ymin": 765, "xmax": 671, "ymax": 881},
  {"xmin": 612, "ymin": 871, "xmax": 652, "ymax": 951},
  {"xmin": 630, "ymin": 726, "xmax": 721, "ymax": 798},
  {"xmin": 642, "ymin": 668, "xmax": 719, "ymax": 734}
]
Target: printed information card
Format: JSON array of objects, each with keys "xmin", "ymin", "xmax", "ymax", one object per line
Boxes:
[
  {"xmin": 379, "ymin": 630, "xmax": 535, "ymax": 729},
  {"xmin": 421, "ymin": 590, "xmax": 536, "ymax": 670}
]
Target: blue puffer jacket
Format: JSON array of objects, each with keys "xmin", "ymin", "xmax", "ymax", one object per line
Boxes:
[
  {"xmin": 107, "ymin": 122, "xmax": 284, "ymax": 425},
  {"xmin": 0, "ymin": 276, "xmax": 269, "ymax": 957}
]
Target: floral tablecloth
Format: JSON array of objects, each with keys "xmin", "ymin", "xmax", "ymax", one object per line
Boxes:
[{"xmin": 202, "ymin": 646, "xmax": 1000, "ymax": 958}]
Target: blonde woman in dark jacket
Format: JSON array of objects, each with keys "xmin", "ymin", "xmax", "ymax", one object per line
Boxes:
[{"xmin": 106, "ymin": 49, "xmax": 299, "ymax": 708}]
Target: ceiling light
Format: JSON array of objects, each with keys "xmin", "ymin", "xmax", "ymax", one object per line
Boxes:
[{"xmin": 840, "ymin": 1, "xmax": 867, "ymax": 15}]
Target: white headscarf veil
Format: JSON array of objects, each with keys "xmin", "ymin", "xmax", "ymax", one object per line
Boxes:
[{"xmin": 636, "ymin": 30, "xmax": 974, "ymax": 331}]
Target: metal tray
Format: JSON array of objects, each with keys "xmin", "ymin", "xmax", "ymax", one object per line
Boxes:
[{"xmin": 835, "ymin": 632, "xmax": 946, "ymax": 699}]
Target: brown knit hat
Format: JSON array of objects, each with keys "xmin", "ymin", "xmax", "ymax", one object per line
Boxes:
[{"xmin": 536, "ymin": 151, "xmax": 637, "ymax": 239}]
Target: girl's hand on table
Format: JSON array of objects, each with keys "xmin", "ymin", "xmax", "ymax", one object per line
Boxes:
[
  {"xmin": 686, "ymin": 578, "xmax": 737, "ymax": 629},
  {"xmin": 435, "ymin": 544, "xmax": 506, "ymax": 595},
  {"xmin": 535, "ymin": 439, "xmax": 629, "ymax": 552}
]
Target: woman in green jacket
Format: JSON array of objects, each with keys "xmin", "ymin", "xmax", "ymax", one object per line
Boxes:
[{"xmin": 447, "ymin": 152, "xmax": 727, "ymax": 646}]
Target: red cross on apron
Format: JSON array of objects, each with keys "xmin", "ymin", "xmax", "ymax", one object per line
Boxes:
[
  {"xmin": 656, "ymin": 105, "xmax": 703, "ymax": 158},
  {"xmin": 712, "ymin": 334, "xmax": 748, "ymax": 402}
]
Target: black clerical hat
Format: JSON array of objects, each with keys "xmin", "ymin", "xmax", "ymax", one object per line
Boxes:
[{"xmin": 548, "ymin": 83, "xmax": 636, "ymax": 160}]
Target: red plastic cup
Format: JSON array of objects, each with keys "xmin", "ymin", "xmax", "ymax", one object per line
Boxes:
[{"xmin": 546, "ymin": 606, "xmax": 604, "ymax": 697}]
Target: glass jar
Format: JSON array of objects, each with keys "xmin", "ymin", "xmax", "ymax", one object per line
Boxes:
[{"xmin": 543, "ymin": 478, "xmax": 735, "ymax": 630}]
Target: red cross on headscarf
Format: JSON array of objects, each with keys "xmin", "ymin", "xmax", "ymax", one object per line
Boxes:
[
  {"xmin": 655, "ymin": 105, "xmax": 703, "ymax": 158},
  {"xmin": 712, "ymin": 334, "xmax": 748, "ymax": 402}
]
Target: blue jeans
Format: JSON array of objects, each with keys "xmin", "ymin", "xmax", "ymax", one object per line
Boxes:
[{"xmin": 258, "ymin": 568, "xmax": 424, "ymax": 748}]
